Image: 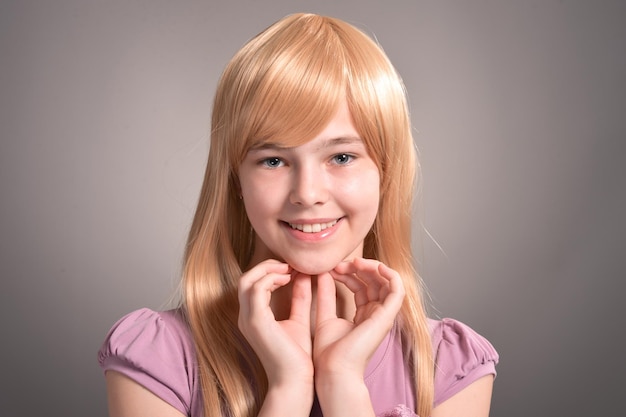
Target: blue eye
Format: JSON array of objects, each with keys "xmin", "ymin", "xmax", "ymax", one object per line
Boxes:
[
  {"xmin": 261, "ymin": 157, "xmax": 283, "ymax": 168},
  {"xmin": 332, "ymin": 153, "xmax": 353, "ymax": 165}
]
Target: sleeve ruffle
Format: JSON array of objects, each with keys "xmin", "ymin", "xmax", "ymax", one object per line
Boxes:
[
  {"xmin": 97, "ymin": 308, "xmax": 196, "ymax": 416},
  {"xmin": 379, "ymin": 404, "xmax": 417, "ymax": 417},
  {"xmin": 431, "ymin": 318, "xmax": 499, "ymax": 407}
]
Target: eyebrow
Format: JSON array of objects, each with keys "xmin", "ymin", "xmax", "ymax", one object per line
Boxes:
[
  {"xmin": 322, "ymin": 136, "xmax": 364, "ymax": 147},
  {"xmin": 249, "ymin": 136, "xmax": 364, "ymax": 152}
]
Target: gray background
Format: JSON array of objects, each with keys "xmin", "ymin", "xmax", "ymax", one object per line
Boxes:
[{"xmin": 1, "ymin": 1, "xmax": 624, "ymax": 416}]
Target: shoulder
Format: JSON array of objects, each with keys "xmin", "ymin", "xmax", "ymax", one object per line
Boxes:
[
  {"xmin": 98, "ymin": 308, "xmax": 195, "ymax": 369},
  {"xmin": 428, "ymin": 318, "xmax": 499, "ymax": 407},
  {"xmin": 98, "ymin": 308, "xmax": 199, "ymax": 416}
]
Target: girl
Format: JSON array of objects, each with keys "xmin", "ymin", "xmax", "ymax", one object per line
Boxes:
[{"xmin": 99, "ymin": 13, "xmax": 498, "ymax": 417}]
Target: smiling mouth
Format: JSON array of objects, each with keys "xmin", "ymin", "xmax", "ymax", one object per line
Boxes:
[{"xmin": 287, "ymin": 219, "xmax": 339, "ymax": 233}]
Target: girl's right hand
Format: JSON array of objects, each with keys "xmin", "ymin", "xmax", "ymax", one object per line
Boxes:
[{"xmin": 237, "ymin": 259, "xmax": 314, "ymax": 391}]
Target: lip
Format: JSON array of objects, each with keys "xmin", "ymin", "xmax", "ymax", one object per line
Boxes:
[{"xmin": 281, "ymin": 217, "xmax": 343, "ymax": 241}]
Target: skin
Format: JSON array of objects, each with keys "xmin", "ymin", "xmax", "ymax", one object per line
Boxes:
[
  {"xmin": 239, "ymin": 100, "xmax": 380, "ymax": 276},
  {"xmin": 238, "ymin": 100, "xmax": 390, "ymax": 416},
  {"xmin": 105, "ymin": 101, "xmax": 494, "ymax": 416}
]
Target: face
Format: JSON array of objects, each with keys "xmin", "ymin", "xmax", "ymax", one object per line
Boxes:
[{"xmin": 238, "ymin": 100, "xmax": 380, "ymax": 275}]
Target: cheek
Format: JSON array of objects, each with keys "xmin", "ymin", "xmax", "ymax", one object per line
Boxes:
[
  {"xmin": 342, "ymin": 168, "xmax": 380, "ymax": 215},
  {"xmin": 240, "ymin": 169, "xmax": 272, "ymax": 202},
  {"xmin": 241, "ymin": 177, "xmax": 286, "ymax": 226},
  {"xmin": 242, "ymin": 187, "xmax": 270, "ymax": 219}
]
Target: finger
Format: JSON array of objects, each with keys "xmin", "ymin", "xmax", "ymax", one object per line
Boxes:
[
  {"xmin": 332, "ymin": 260, "xmax": 405, "ymax": 320},
  {"xmin": 238, "ymin": 260, "xmax": 290, "ymax": 293},
  {"xmin": 328, "ymin": 269, "xmax": 369, "ymax": 307},
  {"xmin": 315, "ymin": 272, "xmax": 337, "ymax": 322},
  {"xmin": 251, "ymin": 270, "xmax": 292, "ymax": 299},
  {"xmin": 289, "ymin": 273, "xmax": 312, "ymax": 325},
  {"xmin": 238, "ymin": 262, "xmax": 292, "ymax": 320},
  {"xmin": 334, "ymin": 258, "xmax": 385, "ymax": 302},
  {"xmin": 241, "ymin": 273, "xmax": 292, "ymax": 323},
  {"xmin": 333, "ymin": 257, "xmax": 382, "ymax": 273},
  {"xmin": 377, "ymin": 263, "xmax": 405, "ymax": 309}
]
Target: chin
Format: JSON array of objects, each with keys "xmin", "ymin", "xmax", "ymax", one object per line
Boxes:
[{"xmin": 287, "ymin": 259, "xmax": 338, "ymax": 276}]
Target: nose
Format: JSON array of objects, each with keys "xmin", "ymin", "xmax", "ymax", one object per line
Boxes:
[{"xmin": 289, "ymin": 163, "xmax": 329, "ymax": 206}]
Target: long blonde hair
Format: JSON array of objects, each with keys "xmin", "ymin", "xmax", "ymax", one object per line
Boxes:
[{"xmin": 182, "ymin": 13, "xmax": 434, "ymax": 417}]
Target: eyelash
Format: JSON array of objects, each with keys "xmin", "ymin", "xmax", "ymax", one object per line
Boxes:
[
  {"xmin": 331, "ymin": 153, "xmax": 355, "ymax": 165},
  {"xmin": 260, "ymin": 157, "xmax": 284, "ymax": 168},
  {"xmin": 258, "ymin": 153, "xmax": 356, "ymax": 169}
]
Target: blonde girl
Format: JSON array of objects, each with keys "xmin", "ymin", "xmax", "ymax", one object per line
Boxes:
[{"xmin": 99, "ymin": 13, "xmax": 498, "ymax": 417}]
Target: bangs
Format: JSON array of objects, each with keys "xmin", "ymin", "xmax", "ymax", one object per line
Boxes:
[
  {"xmin": 221, "ymin": 15, "xmax": 348, "ymax": 165},
  {"xmin": 244, "ymin": 21, "xmax": 346, "ymax": 149},
  {"xmin": 215, "ymin": 13, "xmax": 409, "ymax": 177}
]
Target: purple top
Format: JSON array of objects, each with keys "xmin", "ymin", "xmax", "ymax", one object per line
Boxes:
[{"xmin": 98, "ymin": 308, "xmax": 498, "ymax": 417}]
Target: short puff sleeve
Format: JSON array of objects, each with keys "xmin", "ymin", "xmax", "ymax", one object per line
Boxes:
[
  {"xmin": 430, "ymin": 318, "xmax": 499, "ymax": 407},
  {"xmin": 98, "ymin": 308, "xmax": 200, "ymax": 416}
]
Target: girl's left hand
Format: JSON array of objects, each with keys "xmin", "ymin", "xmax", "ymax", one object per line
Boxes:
[{"xmin": 313, "ymin": 257, "xmax": 405, "ymax": 381}]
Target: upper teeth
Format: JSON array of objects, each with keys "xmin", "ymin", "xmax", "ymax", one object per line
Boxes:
[{"xmin": 288, "ymin": 220, "xmax": 338, "ymax": 233}]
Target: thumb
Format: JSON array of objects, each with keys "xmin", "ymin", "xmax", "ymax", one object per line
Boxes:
[
  {"xmin": 289, "ymin": 273, "xmax": 312, "ymax": 325},
  {"xmin": 315, "ymin": 272, "xmax": 337, "ymax": 323}
]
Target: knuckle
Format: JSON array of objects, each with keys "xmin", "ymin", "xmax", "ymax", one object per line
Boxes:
[{"xmin": 250, "ymin": 278, "xmax": 267, "ymax": 293}]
